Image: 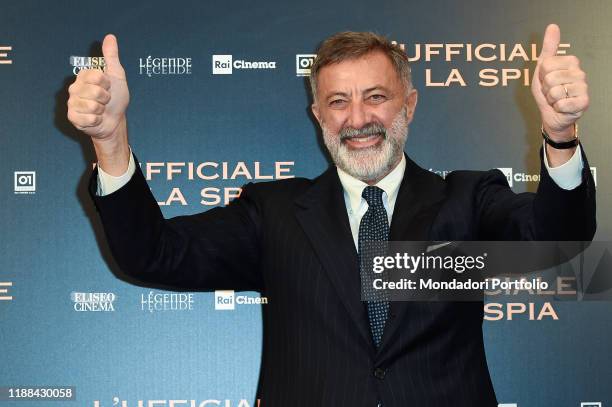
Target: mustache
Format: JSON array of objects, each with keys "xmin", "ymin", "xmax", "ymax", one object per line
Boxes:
[{"xmin": 339, "ymin": 122, "xmax": 387, "ymax": 140}]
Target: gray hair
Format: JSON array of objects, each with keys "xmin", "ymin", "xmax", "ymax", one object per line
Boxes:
[{"xmin": 309, "ymin": 31, "xmax": 412, "ymax": 101}]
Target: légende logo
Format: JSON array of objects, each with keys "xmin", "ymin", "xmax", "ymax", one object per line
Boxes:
[
  {"xmin": 70, "ymin": 56, "xmax": 105, "ymax": 75},
  {"xmin": 71, "ymin": 292, "xmax": 116, "ymax": 312},
  {"xmin": 139, "ymin": 56, "xmax": 192, "ymax": 77},
  {"xmin": 212, "ymin": 55, "xmax": 277, "ymax": 75},
  {"xmin": 214, "ymin": 290, "xmax": 268, "ymax": 310},
  {"xmin": 0, "ymin": 46, "xmax": 12, "ymax": 65},
  {"xmin": 14, "ymin": 171, "xmax": 36, "ymax": 194},
  {"xmin": 296, "ymin": 54, "xmax": 316, "ymax": 76},
  {"xmin": 141, "ymin": 290, "xmax": 194, "ymax": 312}
]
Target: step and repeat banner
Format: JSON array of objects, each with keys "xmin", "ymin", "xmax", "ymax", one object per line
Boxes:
[{"xmin": 1, "ymin": 0, "xmax": 611, "ymax": 406}]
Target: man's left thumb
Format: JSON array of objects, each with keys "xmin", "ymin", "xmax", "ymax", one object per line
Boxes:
[{"xmin": 539, "ymin": 24, "xmax": 561, "ymax": 59}]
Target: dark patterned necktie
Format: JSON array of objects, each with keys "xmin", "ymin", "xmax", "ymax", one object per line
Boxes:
[{"xmin": 358, "ymin": 185, "xmax": 390, "ymax": 348}]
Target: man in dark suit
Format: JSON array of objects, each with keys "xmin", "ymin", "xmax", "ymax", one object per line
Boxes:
[{"xmin": 68, "ymin": 25, "xmax": 595, "ymax": 406}]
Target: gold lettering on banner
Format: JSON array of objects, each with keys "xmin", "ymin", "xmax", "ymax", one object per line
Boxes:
[
  {"xmin": 390, "ymin": 41, "xmax": 572, "ymax": 88},
  {"xmin": 0, "ymin": 46, "xmax": 12, "ymax": 64},
  {"xmin": 0, "ymin": 282, "xmax": 13, "ymax": 300},
  {"xmin": 484, "ymin": 302, "xmax": 559, "ymax": 321},
  {"xmin": 426, "ymin": 69, "xmax": 466, "ymax": 87}
]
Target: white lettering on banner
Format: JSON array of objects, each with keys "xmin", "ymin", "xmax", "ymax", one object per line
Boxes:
[
  {"xmin": 70, "ymin": 56, "xmax": 105, "ymax": 75},
  {"xmin": 296, "ymin": 54, "xmax": 316, "ymax": 76},
  {"xmin": 141, "ymin": 291, "xmax": 194, "ymax": 312},
  {"xmin": 71, "ymin": 292, "xmax": 116, "ymax": 312},
  {"xmin": 0, "ymin": 282, "xmax": 13, "ymax": 301},
  {"xmin": 91, "ymin": 160, "xmax": 295, "ymax": 207},
  {"xmin": 214, "ymin": 290, "xmax": 267, "ymax": 310},
  {"xmin": 0, "ymin": 46, "xmax": 12, "ymax": 64},
  {"xmin": 212, "ymin": 54, "xmax": 276, "ymax": 74},
  {"xmin": 233, "ymin": 60, "xmax": 276, "ymax": 69},
  {"xmin": 139, "ymin": 56, "xmax": 192, "ymax": 77},
  {"xmin": 14, "ymin": 171, "xmax": 36, "ymax": 194}
]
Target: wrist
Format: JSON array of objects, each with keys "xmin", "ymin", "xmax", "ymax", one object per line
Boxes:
[
  {"xmin": 541, "ymin": 122, "xmax": 579, "ymax": 152},
  {"xmin": 542, "ymin": 122, "xmax": 577, "ymax": 143},
  {"xmin": 92, "ymin": 117, "xmax": 130, "ymax": 176}
]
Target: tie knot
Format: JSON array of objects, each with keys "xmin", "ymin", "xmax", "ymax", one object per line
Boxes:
[{"xmin": 362, "ymin": 186, "xmax": 385, "ymax": 208}]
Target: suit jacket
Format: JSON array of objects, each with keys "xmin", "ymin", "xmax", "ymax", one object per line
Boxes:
[{"xmin": 88, "ymin": 147, "xmax": 596, "ymax": 407}]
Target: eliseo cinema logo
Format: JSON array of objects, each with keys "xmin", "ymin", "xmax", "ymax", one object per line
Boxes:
[
  {"xmin": 211, "ymin": 55, "xmax": 277, "ymax": 75},
  {"xmin": 69, "ymin": 56, "xmax": 105, "ymax": 75},
  {"xmin": 71, "ymin": 292, "xmax": 116, "ymax": 312}
]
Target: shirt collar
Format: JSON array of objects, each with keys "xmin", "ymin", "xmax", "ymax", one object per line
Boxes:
[{"xmin": 336, "ymin": 154, "xmax": 406, "ymax": 214}]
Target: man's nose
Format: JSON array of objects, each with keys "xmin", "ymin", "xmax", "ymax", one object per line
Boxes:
[{"xmin": 347, "ymin": 101, "xmax": 369, "ymax": 130}]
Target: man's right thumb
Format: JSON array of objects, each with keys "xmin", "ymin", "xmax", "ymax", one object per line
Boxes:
[
  {"xmin": 102, "ymin": 34, "xmax": 123, "ymax": 74},
  {"xmin": 539, "ymin": 24, "xmax": 560, "ymax": 59}
]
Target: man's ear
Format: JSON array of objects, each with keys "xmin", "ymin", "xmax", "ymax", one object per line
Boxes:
[
  {"xmin": 404, "ymin": 88, "xmax": 418, "ymax": 124},
  {"xmin": 311, "ymin": 103, "xmax": 322, "ymax": 125}
]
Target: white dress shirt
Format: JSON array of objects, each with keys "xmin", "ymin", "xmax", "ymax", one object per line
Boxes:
[
  {"xmin": 97, "ymin": 143, "xmax": 584, "ymax": 250},
  {"xmin": 336, "ymin": 155, "xmax": 406, "ymax": 249}
]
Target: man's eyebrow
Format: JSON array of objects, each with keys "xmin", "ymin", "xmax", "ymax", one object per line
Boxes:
[
  {"xmin": 325, "ymin": 91, "xmax": 350, "ymax": 101},
  {"xmin": 324, "ymin": 86, "xmax": 391, "ymax": 101},
  {"xmin": 363, "ymin": 85, "xmax": 391, "ymax": 94}
]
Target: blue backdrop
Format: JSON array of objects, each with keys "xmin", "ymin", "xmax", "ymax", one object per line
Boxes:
[{"xmin": 1, "ymin": 0, "xmax": 610, "ymax": 406}]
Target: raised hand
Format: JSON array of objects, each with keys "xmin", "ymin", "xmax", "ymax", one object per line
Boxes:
[
  {"xmin": 67, "ymin": 34, "xmax": 129, "ymax": 140},
  {"xmin": 531, "ymin": 24, "xmax": 589, "ymax": 142},
  {"xmin": 67, "ymin": 34, "xmax": 131, "ymax": 175}
]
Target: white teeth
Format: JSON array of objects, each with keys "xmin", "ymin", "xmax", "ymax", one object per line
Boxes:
[{"xmin": 352, "ymin": 135, "xmax": 377, "ymax": 142}]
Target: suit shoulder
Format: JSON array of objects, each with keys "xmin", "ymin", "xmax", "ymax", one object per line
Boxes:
[{"xmin": 240, "ymin": 176, "xmax": 313, "ymax": 201}]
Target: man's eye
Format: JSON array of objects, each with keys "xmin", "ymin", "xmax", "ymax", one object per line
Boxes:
[
  {"xmin": 329, "ymin": 99, "xmax": 346, "ymax": 106},
  {"xmin": 369, "ymin": 94, "xmax": 386, "ymax": 102}
]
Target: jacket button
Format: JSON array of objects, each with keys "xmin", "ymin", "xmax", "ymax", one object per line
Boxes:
[{"xmin": 373, "ymin": 367, "xmax": 386, "ymax": 380}]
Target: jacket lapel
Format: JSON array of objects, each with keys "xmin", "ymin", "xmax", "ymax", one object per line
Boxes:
[
  {"xmin": 293, "ymin": 154, "xmax": 447, "ymax": 353},
  {"xmin": 294, "ymin": 166, "xmax": 372, "ymax": 348},
  {"xmin": 377, "ymin": 154, "xmax": 447, "ymax": 354}
]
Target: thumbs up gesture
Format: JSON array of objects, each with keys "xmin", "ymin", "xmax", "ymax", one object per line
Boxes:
[
  {"xmin": 531, "ymin": 24, "xmax": 589, "ymax": 142},
  {"xmin": 67, "ymin": 34, "xmax": 130, "ymax": 141}
]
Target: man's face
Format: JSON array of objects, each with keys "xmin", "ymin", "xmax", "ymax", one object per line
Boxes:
[{"xmin": 311, "ymin": 50, "xmax": 418, "ymax": 183}]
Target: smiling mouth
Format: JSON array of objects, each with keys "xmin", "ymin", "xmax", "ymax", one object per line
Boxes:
[{"xmin": 342, "ymin": 133, "xmax": 384, "ymax": 148}]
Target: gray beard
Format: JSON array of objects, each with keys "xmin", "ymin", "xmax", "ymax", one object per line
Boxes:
[{"xmin": 322, "ymin": 107, "xmax": 409, "ymax": 183}]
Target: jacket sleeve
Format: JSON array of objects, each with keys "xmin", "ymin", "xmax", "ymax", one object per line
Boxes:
[
  {"xmin": 477, "ymin": 144, "xmax": 596, "ymax": 241},
  {"xmin": 88, "ymin": 155, "xmax": 263, "ymax": 292}
]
